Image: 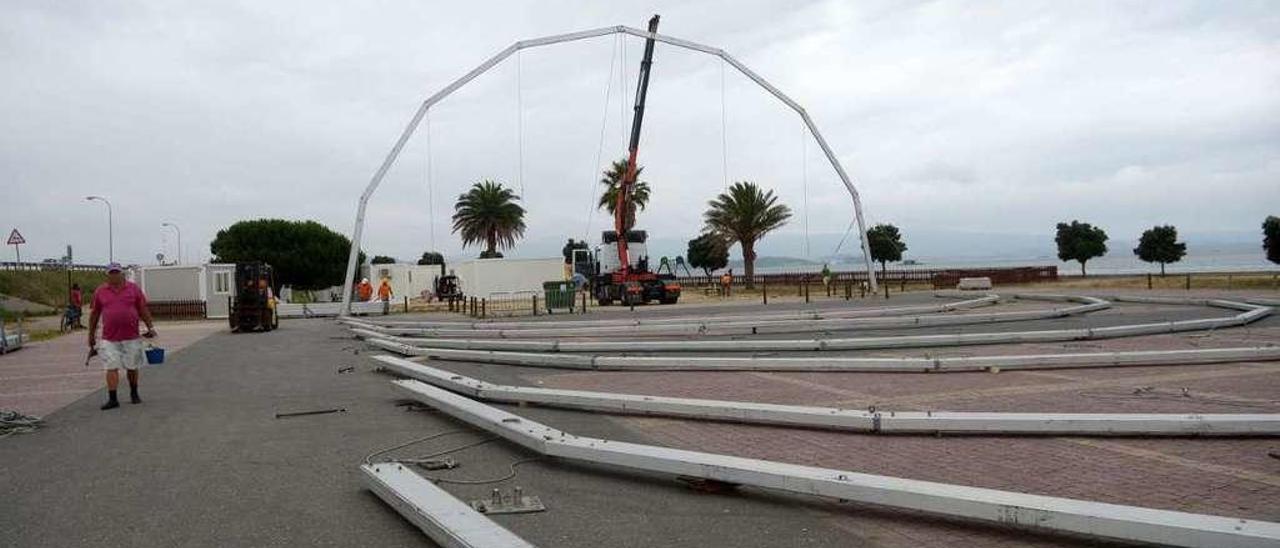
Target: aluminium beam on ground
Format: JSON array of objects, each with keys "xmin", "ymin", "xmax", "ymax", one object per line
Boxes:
[
  {"xmin": 340, "ymin": 24, "xmax": 881, "ymax": 315},
  {"xmin": 351, "ymin": 296, "xmax": 1108, "ymax": 339},
  {"xmin": 368, "ymin": 338, "xmax": 1280, "ymax": 372},
  {"xmin": 338, "ymin": 294, "xmax": 1001, "ymax": 330},
  {"xmin": 388, "ymin": 378, "xmax": 1280, "ymax": 547},
  {"xmin": 350, "ymin": 297, "xmax": 1272, "ymax": 353},
  {"xmin": 361, "ymin": 463, "xmax": 537, "ymax": 548},
  {"xmin": 372, "ymin": 354, "xmax": 1280, "ymax": 436}
]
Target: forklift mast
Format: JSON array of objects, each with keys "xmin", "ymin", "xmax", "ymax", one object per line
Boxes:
[{"xmin": 613, "ymin": 14, "xmax": 660, "ymax": 279}]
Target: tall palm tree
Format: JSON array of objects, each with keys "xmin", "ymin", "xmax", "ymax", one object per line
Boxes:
[
  {"xmin": 703, "ymin": 181, "xmax": 792, "ymax": 288},
  {"xmin": 597, "ymin": 158, "xmax": 651, "ymax": 232},
  {"xmin": 452, "ymin": 180, "xmax": 526, "ymax": 258}
]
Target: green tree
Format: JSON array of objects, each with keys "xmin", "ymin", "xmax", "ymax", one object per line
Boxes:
[
  {"xmin": 210, "ymin": 219, "xmax": 363, "ymax": 290},
  {"xmin": 562, "ymin": 239, "xmax": 590, "ymax": 265},
  {"xmin": 597, "ymin": 158, "xmax": 651, "ymax": 233},
  {"xmin": 1264, "ymin": 216, "xmax": 1280, "ymax": 265},
  {"xmin": 1133, "ymin": 225, "xmax": 1186, "ymax": 276},
  {"xmin": 1055, "ymin": 220, "xmax": 1108, "ymax": 277},
  {"xmin": 370, "ymin": 255, "xmax": 396, "ymax": 265},
  {"xmin": 686, "ymin": 233, "xmax": 729, "ymax": 277},
  {"xmin": 416, "ymin": 251, "xmax": 445, "ymax": 266},
  {"xmin": 702, "ymin": 181, "xmax": 792, "ymax": 288},
  {"xmin": 866, "ymin": 224, "xmax": 908, "ymax": 278},
  {"xmin": 451, "ymin": 180, "xmax": 526, "ymax": 258}
]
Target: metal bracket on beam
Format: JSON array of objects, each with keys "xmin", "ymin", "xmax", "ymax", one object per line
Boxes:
[{"xmin": 361, "ymin": 463, "xmax": 537, "ymax": 548}]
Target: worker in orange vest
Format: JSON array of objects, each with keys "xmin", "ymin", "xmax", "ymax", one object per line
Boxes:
[
  {"xmin": 356, "ymin": 278, "xmax": 373, "ymax": 301},
  {"xmin": 377, "ymin": 278, "xmax": 393, "ymax": 302}
]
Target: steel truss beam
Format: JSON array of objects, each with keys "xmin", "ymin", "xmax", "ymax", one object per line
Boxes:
[
  {"xmin": 341, "ymin": 24, "xmax": 883, "ymax": 315},
  {"xmin": 362, "ymin": 463, "xmax": 536, "ymax": 547},
  {"xmin": 350, "ymin": 295, "xmax": 1106, "ymax": 338},
  {"xmin": 351, "ymin": 297, "xmax": 1272, "ymax": 353},
  {"xmin": 388, "ymin": 378, "xmax": 1280, "ymax": 547},
  {"xmin": 373, "ymin": 354, "xmax": 1280, "ymax": 436},
  {"xmin": 339, "ymin": 295, "xmax": 1000, "ymax": 330}
]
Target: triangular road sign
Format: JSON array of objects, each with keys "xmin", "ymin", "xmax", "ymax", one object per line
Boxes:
[{"xmin": 7, "ymin": 229, "xmax": 25, "ymax": 245}]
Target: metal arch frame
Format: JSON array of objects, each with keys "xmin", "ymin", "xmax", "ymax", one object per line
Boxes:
[{"xmin": 340, "ymin": 25, "xmax": 879, "ymax": 315}]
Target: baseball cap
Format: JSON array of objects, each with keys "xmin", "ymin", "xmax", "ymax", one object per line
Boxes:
[{"xmin": 106, "ymin": 262, "xmax": 123, "ymax": 273}]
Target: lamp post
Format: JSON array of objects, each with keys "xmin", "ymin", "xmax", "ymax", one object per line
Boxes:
[
  {"xmin": 85, "ymin": 196, "xmax": 113, "ymax": 263},
  {"xmin": 161, "ymin": 222, "xmax": 182, "ymax": 264}
]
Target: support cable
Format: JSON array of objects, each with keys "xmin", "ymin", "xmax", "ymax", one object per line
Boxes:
[
  {"xmin": 585, "ymin": 35, "xmax": 619, "ymax": 240},
  {"xmin": 802, "ymin": 122, "xmax": 810, "ymax": 258},
  {"xmin": 720, "ymin": 57, "xmax": 729, "ymax": 191},
  {"xmin": 516, "ymin": 50, "xmax": 526, "ymax": 198},
  {"xmin": 425, "ymin": 111, "xmax": 436, "ymax": 251}
]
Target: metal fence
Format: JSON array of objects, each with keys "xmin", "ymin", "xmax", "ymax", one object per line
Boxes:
[
  {"xmin": 452, "ymin": 291, "xmax": 591, "ymax": 318},
  {"xmin": 673, "ymin": 265, "xmax": 1058, "ymax": 290},
  {"xmin": 148, "ymin": 300, "xmax": 206, "ymax": 321},
  {"xmin": 0, "ymin": 261, "xmax": 109, "ymax": 272}
]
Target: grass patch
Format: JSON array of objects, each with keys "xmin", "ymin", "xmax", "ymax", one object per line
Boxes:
[{"xmin": 0, "ymin": 270, "xmax": 108, "ymax": 308}]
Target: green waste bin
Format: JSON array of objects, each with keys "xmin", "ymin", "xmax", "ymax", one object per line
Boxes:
[{"xmin": 542, "ymin": 281, "xmax": 575, "ymax": 313}]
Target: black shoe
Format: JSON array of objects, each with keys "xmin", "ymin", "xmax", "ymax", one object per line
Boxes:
[
  {"xmin": 101, "ymin": 400, "xmax": 119, "ymax": 410},
  {"xmin": 130, "ymin": 393, "xmax": 142, "ymax": 404}
]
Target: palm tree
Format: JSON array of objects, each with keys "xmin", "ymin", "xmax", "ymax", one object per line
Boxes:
[
  {"xmin": 703, "ymin": 181, "xmax": 792, "ymax": 288},
  {"xmin": 451, "ymin": 180, "xmax": 526, "ymax": 258},
  {"xmin": 597, "ymin": 158, "xmax": 651, "ymax": 232}
]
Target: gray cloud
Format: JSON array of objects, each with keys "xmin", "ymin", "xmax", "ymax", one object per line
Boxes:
[{"xmin": 1, "ymin": 1, "xmax": 1276, "ymax": 266}]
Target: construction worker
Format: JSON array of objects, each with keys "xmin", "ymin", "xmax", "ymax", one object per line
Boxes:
[
  {"xmin": 720, "ymin": 269, "xmax": 733, "ymax": 297},
  {"xmin": 357, "ymin": 277, "xmax": 373, "ymax": 301},
  {"xmin": 377, "ymin": 278, "xmax": 393, "ymax": 315}
]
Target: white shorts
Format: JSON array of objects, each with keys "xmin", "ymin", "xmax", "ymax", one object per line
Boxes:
[{"xmin": 98, "ymin": 339, "xmax": 145, "ymax": 371}]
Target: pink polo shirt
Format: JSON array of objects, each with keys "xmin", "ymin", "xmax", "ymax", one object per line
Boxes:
[{"xmin": 93, "ymin": 281, "xmax": 148, "ymax": 342}]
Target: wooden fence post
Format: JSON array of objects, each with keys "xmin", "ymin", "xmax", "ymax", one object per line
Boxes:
[
  {"xmin": 481, "ymin": 298, "xmax": 486, "ymax": 318},
  {"xmin": 804, "ymin": 279, "xmax": 810, "ymax": 303},
  {"xmin": 1185, "ymin": 274, "xmax": 1191, "ymax": 291},
  {"xmin": 533, "ymin": 294, "xmax": 538, "ymax": 316},
  {"xmin": 762, "ymin": 277, "xmax": 768, "ymax": 305}
]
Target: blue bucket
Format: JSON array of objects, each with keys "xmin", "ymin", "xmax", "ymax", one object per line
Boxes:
[{"xmin": 145, "ymin": 346, "xmax": 165, "ymax": 365}]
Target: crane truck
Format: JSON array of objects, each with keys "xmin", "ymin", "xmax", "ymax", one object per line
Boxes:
[{"xmin": 591, "ymin": 15, "xmax": 681, "ymax": 307}]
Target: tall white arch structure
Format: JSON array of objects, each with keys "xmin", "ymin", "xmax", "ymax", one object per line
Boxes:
[{"xmin": 341, "ymin": 25, "xmax": 879, "ymax": 314}]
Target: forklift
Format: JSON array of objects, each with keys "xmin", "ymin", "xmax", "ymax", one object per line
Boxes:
[
  {"xmin": 230, "ymin": 261, "xmax": 279, "ymax": 332},
  {"xmin": 592, "ymin": 14, "xmax": 681, "ymax": 307}
]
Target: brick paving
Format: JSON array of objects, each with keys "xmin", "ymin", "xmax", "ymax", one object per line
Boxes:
[
  {"xmin": 525, "ymin": 292, "xmax": 1280, "ymax": 546},
  {"xmin": 0, "ymin": 321, "xmax": 225, "ymax": 416}
]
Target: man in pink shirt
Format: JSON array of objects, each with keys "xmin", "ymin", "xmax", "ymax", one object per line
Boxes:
[{"xmin": 88, "ymin": 263, "xmax": 156, "ymax": 410}]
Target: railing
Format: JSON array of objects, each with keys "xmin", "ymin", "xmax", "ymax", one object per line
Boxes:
[
  {"xmin": 148, "ymin": 300, "xmax": 206, "ymax": 321},
  {"xmin": 0, "ymin": 261, "xmax": 110, "ymax": 272},
  {"xmin": 451, "ymin": 291, "xmax": 591, "ymax": 318},
  {"xmin": 673, "ymin": 266, "xmax": 1059, "ymax": 290}
]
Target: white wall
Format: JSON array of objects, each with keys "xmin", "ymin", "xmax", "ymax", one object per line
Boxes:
[
  {"xmin": 368, "ymin": 263, "xmax": 445, "ymax": 300},
  {"xmin": 455, "ymin": 258, "xmax": 566, "ymax": 298}
]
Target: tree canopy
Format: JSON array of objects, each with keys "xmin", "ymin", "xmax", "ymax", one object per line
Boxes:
[
  {"xmin": 452, "ymin": 180, "xmax": 526, "ymax": 258},
  {"xmin": 562, "ymin": 239, "xmax": 590, "ymax": 265},
  {"xmin": 370, "ymin": 255, "xmax": 396, "ymax": 265},
  {"xmin": 1133, "ymin": 225, "xmax": 1186, "ymax": 276},
  {"xmin": 703, "ymin": 181, "xmax": 791, "ymax": 287},
  {"xmin": 210, "ymin": 219, "xmax": 363, "ymax": 290},
  {"xmin": 597, "ymin": 158, "xmax": 650, "ymax": 233},
  {"xmin": 1055, "ymin": 220, "xmax": 1108, "ymax": 276},
  {"xmin": 866, "ymin": 224, "xmax": 908, "ymax": 275},
  {"xmin": 417, "ymin": 251, "xmax": 445, "ymax": 266},
  {"xmin": 1264, "ymin": 216, "xmax": 1280, "ymax": 265},
  {"xmin": 687, "ymin": 233, "xmax": 729, "ymax": 277}
]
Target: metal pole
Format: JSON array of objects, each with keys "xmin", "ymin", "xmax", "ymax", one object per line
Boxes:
[
  {"xmin": 162, "ymin": 222, "xmax": 181, "ymax": 264},
  {"xmin": 86, "ymin": 196, "xmax": 113, "ymax": 263},
  {"xmin": 340, "ymin": 25, "xmax": 881, "ymax": 314}
]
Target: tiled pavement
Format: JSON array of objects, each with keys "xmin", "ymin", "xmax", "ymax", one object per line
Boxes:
[
  {"xmin": 0, "ymin": 321, "xmax": 225, "ymax": 416},
  {"xmin": 526, "ymin": 296, "xmax": 1280, "ymax": 547}
]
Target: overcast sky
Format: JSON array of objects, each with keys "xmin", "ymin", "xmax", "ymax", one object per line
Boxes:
[{"xmin": 2, "ymin": 1, "xmax": 1277, "ymax": 266}]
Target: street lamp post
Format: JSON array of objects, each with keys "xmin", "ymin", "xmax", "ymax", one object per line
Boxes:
[
  {"xmin": 161, "ymin": 222, "xmax": 182, "ymax": 264},
  {"xmin": 85, "ymin": 196, "xmax": 113, "ymax": 263}
]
